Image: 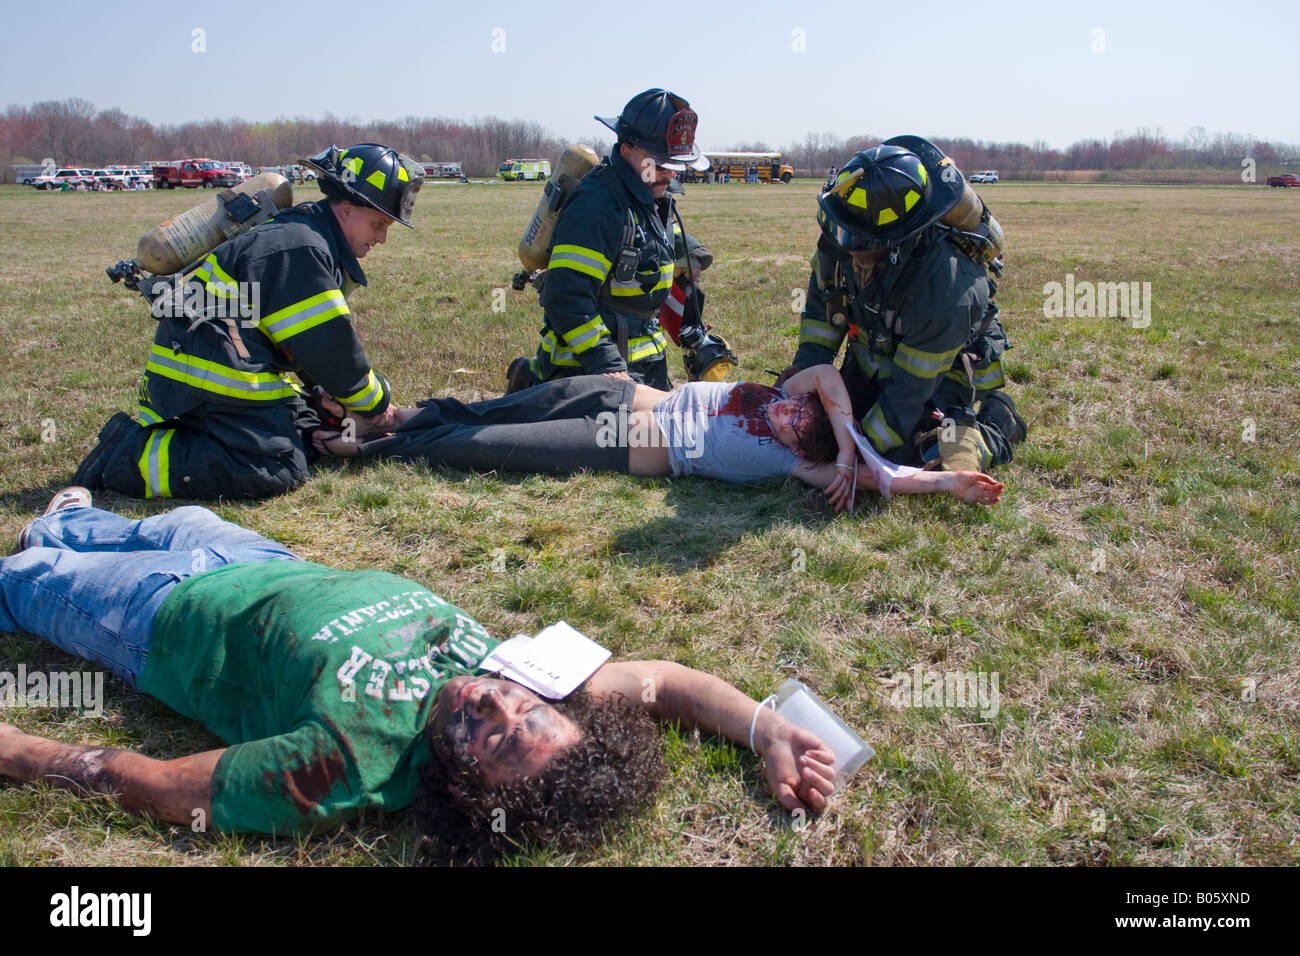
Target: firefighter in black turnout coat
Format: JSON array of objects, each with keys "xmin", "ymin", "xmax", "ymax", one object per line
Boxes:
[
  {"xmin": 507, "ymin": 89, "xmax": 712, "ymax": 393},
  {"xmin": 75, "ymin": 144, "xmax": 424, "ymax": 499}
]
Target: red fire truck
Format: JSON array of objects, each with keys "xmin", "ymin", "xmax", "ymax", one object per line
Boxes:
[{"xmin": 152, "ymin": 159, "xmax": 241, "ymax": 189}]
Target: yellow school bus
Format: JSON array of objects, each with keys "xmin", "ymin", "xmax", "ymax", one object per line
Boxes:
[{"xmin": 684, "ymin": 152, "xmax": 795, "ymax": 184}]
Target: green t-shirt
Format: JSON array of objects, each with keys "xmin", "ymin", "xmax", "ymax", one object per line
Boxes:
[{"xmin": 140, "ymin": 560, "xmax": 499, "ymax": 835}]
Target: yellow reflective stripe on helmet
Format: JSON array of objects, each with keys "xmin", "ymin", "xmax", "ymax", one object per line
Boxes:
[
  {"xmin": 137, "ymin": 404, "xmax": 164, "ymax": 427},
  {"xmin": 137, "ymin": 427, "xmax": 176, "ymax": 499},
  {"xmin": 337, "ymin": 370, "xmax": 384, "ymax": 413},
  {"xmin": 917, "ymin": 163, "xmax": 928, "ymax": 186},
  {"xmin": 548, "ymin": 244, "xmax": 611, "ymax": 281},
  {"xmin": 877, "ymin": 207, "xmax": 899, "ymax": 226},
  {"xmin": 366, "ymin": 169, "xmax": 386, "ymax": 191},
  {"xmin": 563, "ymin": 316, "xmax": 611, "ymax": 354},
  {"xmin": 344, "ymin": 157, "xmax": 363, "ymax": 178},
  {"xmin": 904, "ymin": 189, "xmax": 921, "ymax": 211},
  {"xmin": 261, "ymin": 289, "xmax": 350, "ymax": 343},
  {"xmin": 146, "ymin": 345, "xmax": 299, "ymax": 401},
  {"xmin": 863, "ymin": 404, "xmax": 903, "ymax": 452},
  {"xmin": 397, "ymin": 165, "xmax": 409, "ymax": 182},
  {"xmin": 894, "ymin": 342, "xmax": 961, "ymax": 379},
  {"xmin": 626, "ymin": 330, "xmax": 668, "ymax": 363},
  {"xmin": 848, "ymin": 187, "xmax": 868, "ymax": 209},
  {"xmin": 541, "ymin": 330, "xmax": 582, "ymax": 367}
]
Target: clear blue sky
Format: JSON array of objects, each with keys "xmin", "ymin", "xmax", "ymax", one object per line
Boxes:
[{"xmin": 3, "ymin": 0, "xmax": 1296, "ymax": 149}]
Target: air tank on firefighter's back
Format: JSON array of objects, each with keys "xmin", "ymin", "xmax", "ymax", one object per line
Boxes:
[
  {"xmin": 136, "ymin": 173, "xmax": 294, "ymax": 276},
  {"xmin": 939, "ymin": 166, "xmax": 1004, "ymax": 266},
  {"xmin": 517, "ymin": 144, "xmax": 600, "ymax": 273}
]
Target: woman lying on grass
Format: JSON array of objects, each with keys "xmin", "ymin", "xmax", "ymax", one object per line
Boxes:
[{"xmin": 318, "ymin": 365, "xmax": 1003, "ymax": 510}]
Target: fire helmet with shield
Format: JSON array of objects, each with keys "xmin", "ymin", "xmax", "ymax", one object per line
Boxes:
[
  {"xmin": 817, "ymin": 137, "xmax": 964, "ymax": 252},
  {"xmin": 596, "ymin": 89, "xmax": 711, "ymax": 172},
  {"xmin": 303, "ymin": 143, "xmax": 425, "ymax": 228}
]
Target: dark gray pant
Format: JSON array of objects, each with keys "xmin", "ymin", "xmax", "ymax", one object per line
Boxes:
[{"xmin": 362, "ymin": 376, "xmax": 635, "ymax": 475}]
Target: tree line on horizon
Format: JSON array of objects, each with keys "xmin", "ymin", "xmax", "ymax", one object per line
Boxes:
[{"xmin": 3, "ymin": 99, "xmax": 1296, "ymax": 183}]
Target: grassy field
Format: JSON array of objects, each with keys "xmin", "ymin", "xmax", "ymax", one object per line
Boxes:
[{"xmin": 1, "ymin": 178, "xmax": 1297, "ymax": 866}]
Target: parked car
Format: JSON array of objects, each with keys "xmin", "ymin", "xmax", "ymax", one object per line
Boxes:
[
  {"xmin": 107, "ymin": 166, "xmax": 153, "ymax": 188},
  {"xmin": 31, "ymin": 167, "xmax": 95, "ymax": 190},
  {"xmin": 89, "ymin": 169, "xmax": 129, "ymax": 190},
  {"xmin": 969, "ymin": 170, "xmax": 999, "ymax": 184}
]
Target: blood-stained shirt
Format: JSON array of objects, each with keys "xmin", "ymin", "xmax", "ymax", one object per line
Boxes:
[
  {"xmin": 652, "ymin": 381, "xmax": 801, "ymax": 483},
  {"xmin": 139, "ymin": 560, "xmax": 499, "ymax": 835}
]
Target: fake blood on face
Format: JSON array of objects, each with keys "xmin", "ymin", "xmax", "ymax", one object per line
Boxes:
[{"xmin": 712, "ymin": 382, "xmax": 781, "ymax": 437}]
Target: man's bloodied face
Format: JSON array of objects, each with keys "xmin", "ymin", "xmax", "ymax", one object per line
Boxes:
[{"xmin": 431, "ymin": 676, "xmax": 581, "ymax": 787}]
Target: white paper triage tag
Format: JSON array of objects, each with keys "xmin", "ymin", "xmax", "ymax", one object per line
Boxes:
[
  {"xmin": 480, "ymin": 621, "xmax": 611, "ymax": 700},
  {"xmin": 850, "ymin": 428, "xmax": 922, "ymax": 499}
]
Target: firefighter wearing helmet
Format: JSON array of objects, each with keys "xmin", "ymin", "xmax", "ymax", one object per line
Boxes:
[
  {"xmin": 74, "ymin": 143, "xmax": 424, "ymax": 500},
  {"xmin": 776, "ymin": 136, "xmax": 1026, "ymax": 472},
  {"xmin": 506, "ymin": 88, "xmax": 713, "ymax": 393}
]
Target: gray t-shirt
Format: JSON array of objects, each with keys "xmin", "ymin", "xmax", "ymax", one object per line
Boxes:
[{"xmin": 653, "ymin": 381, "xmax": 801, "ymax": 482}]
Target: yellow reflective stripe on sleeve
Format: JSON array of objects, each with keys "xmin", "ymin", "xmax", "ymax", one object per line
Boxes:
[
  {"xmin": 261, "ymin": 289, "xmax": 350, "ymax": 343},
  {"xmin": 626, "ymin": 329, "xmax": 668, "ymax": 363},
  {"xmin": 947, "ymin": 360, "xmax": 1005, "ymax": 391},
  {"xmin": 548, "ymin": 244, "xmax": 612, "ymax": 281},
  {"xmin": 137, "ymin": 404, "xmax": 164, "ymax": 427},
  {"xmin": 137, "ymin": 428, "xmax": 176, "ymax": 499},
  {"xmin": 863, "ymin": 404, "xmax": 903, "ymax": 452},
  {"xmin": 541, "ymin": 330, "xmax": 582, "ymax": 367},
  {"xmin": 194, "ymin": 254, "xmax": 241, "ymax": 298},
  {"xmin": 337, "ymin": 370, "xmax": 384, "ymax": 413},
  {"xmin": 146, "ymin": 345, "xmax": 299, "ymax": 401},
  {"xmin": 562, "ymin": 316, "xmax": 611, "ymax": 354},
  {"xmin": 851, "ymin": 345, "xmax": 893, "ymax": 379},
  {"xmin": 894, "ymin": 342, "xmax": 962, "ymax": 379},
  {"xmin": 799, "ymin": 324, "xmax": 842, "ymax": 347}
]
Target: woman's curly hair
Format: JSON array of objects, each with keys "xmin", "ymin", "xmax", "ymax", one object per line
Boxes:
[
  {"xmin": 412, "ymin": 690, "xmax": 666, "ymax": 866},
  {"xmin": 789, "ymin": 390, "xmax": 838, "ymax": 463}
]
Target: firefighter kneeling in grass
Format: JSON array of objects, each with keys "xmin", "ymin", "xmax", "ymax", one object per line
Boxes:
[
  {"xmin": 776, "ymin": 137, "xmax": 1027, "ymax": 472},
  {"xmin": 75, "ymin": 144, "xmax": 423, "ymax": 500}
]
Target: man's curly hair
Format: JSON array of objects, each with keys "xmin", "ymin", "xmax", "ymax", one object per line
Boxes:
[{"xmin": 412, "ymin": 689, "xmax": 666, "ymax": 866}]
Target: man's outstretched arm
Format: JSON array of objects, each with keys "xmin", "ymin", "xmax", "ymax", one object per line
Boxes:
[
  {"xmin": 586, "ymin": 661, "xmax": 837, "ymax": 812},
  {"xmin": 0, "ymin": 721, "xmax": 221, "ymax": 826}
]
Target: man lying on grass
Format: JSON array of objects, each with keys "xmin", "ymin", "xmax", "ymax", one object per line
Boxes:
[
  {"xmin": 316, "ymin": 364, "xmax": 1004, "ymax": 510},
  {"xmin": 0, "ymin": 491, "xmax": 835, "ymax": 864}
]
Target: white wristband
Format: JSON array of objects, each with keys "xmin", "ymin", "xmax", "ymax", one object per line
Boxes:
[{"xmin": 748, "ymin": 694, "xmax": 778, "ymax": 754}]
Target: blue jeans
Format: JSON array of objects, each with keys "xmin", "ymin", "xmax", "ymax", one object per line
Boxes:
[{"xmin": 0, "ymin": 506, "xmax": 298, "ymax": 686}]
